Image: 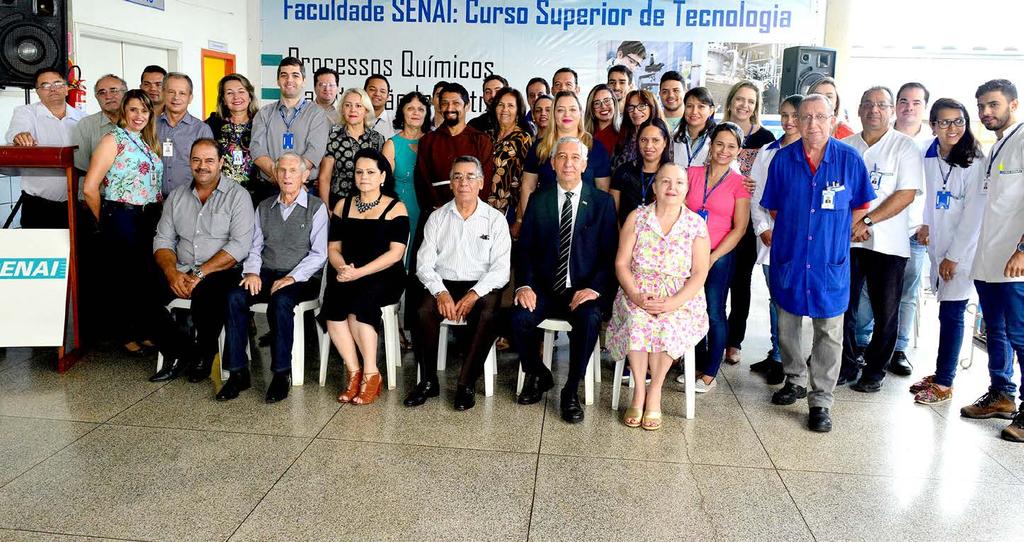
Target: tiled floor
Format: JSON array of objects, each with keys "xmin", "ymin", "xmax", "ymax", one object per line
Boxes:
[{"xmin": 0, "ymin": 282, "xmax": 1022, "ymax": 541}]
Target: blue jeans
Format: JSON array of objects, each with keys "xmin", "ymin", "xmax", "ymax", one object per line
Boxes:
[
  {"xmin": 934, "ymin": 299, "xmax": 969, "ymax": 387},
  {"xmin": 974, "ymin": 280, "xmax": 1024, "ymax": 396},
  {"xmin": 762, "ymin": 264, "xmax": 781, "ymax": 362},
  {"xmin": 854, "ymin": 236, "xmax": 927, "ymax": 351},
  {"xmin": 697, "ymin": 252, "xmax": 736, "ymax": 378}
]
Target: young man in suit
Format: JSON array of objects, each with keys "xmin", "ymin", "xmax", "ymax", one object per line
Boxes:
[{"xmin": 511, "ymin": 136, "xmax": 619, "ymax": 423}]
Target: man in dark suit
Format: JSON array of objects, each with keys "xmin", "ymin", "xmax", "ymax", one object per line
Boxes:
[{"xmin": 511, "ymin": 136, "xmax": 619, "ymax": 423}]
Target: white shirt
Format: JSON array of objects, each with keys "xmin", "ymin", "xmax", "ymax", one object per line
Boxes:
[
  {"xmin": 416, "ymin": 198, "xmax": 511, "ymax": 297},
  {"xmin": 922, "ymin": 139, "xmax": 987, "ymax": 301},
  {"xmin": 556, "ymin": 181, "xmax": 583, "ymax": 289},
  {"xmin": 901, "ymin": 124, "xmax": 935, "ymax": 233},
  {"xmin": 972, "ymin": 121, "xmax": 1024, "ymax": 283},
  {"xmin": 843, "ymin": 128, "xmax": 924, "ymax": 258},
  {"xmin": 749, "ymin": 138, "xmax": 795, "ymax": 265},
  {"xmin": 372, "ymin": 109, "xmax": 396, "ymax": 140},
  {"xmin": 672, "ymin": 130, "xmax": 711, "ymax": 169},
  {"xmin": 4, "ymin": 102, "xmax": 85, "ymax": 201}
]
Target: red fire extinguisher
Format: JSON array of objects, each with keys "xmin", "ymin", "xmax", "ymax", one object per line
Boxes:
[{"xmin": 67, "ymin": 63, "xmax": 86, "ymax": 111}]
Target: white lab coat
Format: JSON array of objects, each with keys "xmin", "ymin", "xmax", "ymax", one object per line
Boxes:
[
  {"xmin": 749, "ymin": 138, "xmax": 794, "ymax": 265},
  {"xmin": 922, "ymin": 138, "xmax": 987, "ymax": 301},
  {"xmin": 972, "ymin": 122, "xmax": 1024, "ymax": 283}
]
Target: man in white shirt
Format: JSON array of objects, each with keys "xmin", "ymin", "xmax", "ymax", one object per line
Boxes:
[
  {"xmin": 838, "ymin": 86, "xmax": 924, "ymax": 393},
  {"xmin": 404, "ymin": 156, "xmax": 511, "ymax": 411},
  {"xmin": 659, "ymin": 71, "xmax": 687, "ymax": 134},
  {"xmin": 364, "ymin": 74, "xmax": 396, "ymax": 139},
  {"xmin": 963, "ymin": 79, "xmax": 1024, "ymax": 442},
  {"xmin": 4, "ymin": 67, "xmax": 85, "ymax": 228}
]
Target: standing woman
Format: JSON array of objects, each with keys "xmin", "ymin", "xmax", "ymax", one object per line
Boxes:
[
  {"xmin": 610, "ymin": 118, "xmax": 673, "ymax": 224},
  {"xmin": 671, "ymin": 87, "xmax": 717, "ymax": 169},
  {"xmin": 531, "ymin": 94, "xmax": 553, "ymax": 137},
  {"xmin": 680, "ymin": 122, "xmax": 751, "ymax": 391},
  {"xmin": 323, "ymin": 148, "xmax": 409, "ymax": 405},
  {"xmin": 205, "ymin": 74, "xmax": 262, "ymax": 202},
  {"xmin": 613, "ymin": 89, "xmax": 663, "ymax": 171},
  {"xmin": 517, "ymin": 91, "xmax": 611, "ymax": 223},
  {"xmin": 584, "ymin": 84, "xmax": 619, "ymax": 159},
  {"xmin": 485, "ymin": 87, "xmax": 533, "ymax": 226},
  {"xmin": 722, "ymin": 81, "xmax": 775, "ymax": 365},
  {"xmin": 808, "ymin": 77, "xmax": 855, "ymax": 139},
  {"xmin": 607, "ymin": 163, "xmax": 710, "ymax": 430},
  {"xmin": 383, "ymin": 91, "xmax": 431, "ymax": 263},
  {"xmin": 82, "ymin": 89, "xmax": 164, "ymax": 356},
  {"xmin": 748, "ymin": 94, "xmax": 804, "ymax": 383},
  {"xmin": 318, "ymin": 88, "xmax": 385, "ymax": 207},
  {"xmin": 911, "ymin": 98, "xmax": 986, "ymax": 404}
]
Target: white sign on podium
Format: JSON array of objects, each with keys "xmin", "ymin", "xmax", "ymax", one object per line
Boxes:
[{"xmin": 0, "ymin": 229, "xmax": 71, "ymax": 346}]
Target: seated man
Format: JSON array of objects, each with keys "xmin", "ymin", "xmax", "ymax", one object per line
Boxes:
[
  {"xmin": 150, "ymin": 138, "xmax": 255, "ymax": 382},
  {"xmin": 404, "ymin": 156, "xmax": 511, "ymax": 411},
  {"xmin": 511, "ymin": 136, "xmax": 618, "ymax": 423},
  {"xmin": 219, "ymin": 153, "xmax": 328, "ymax": 403}
]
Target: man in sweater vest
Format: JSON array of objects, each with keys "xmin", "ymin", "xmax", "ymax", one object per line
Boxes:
[{"xmin": 219, "ymin": 152, "xmax": 329, "ymax": 403}]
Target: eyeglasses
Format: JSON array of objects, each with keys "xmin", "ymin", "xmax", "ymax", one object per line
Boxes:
[
  {"xmin": 451, "ymin": 174, "xmax": 480, "ymax": 183},
  {"xmin": 592, "ymin": 98, "xmax": 614, "ymax": 108},
  {"xmin": 798, "ymin": 114, "xmax": 833, "ymax": 124},
  {"xmin": 859, "ymin": 101, "xmax": 892, "ymax": 110},
  {"xmin": 625, "ymin": 103, "xmax": 649, "ymax": 113},
  {"xmin": 37, "ymin": 81, "xmax": 67, "ymax": 91},
  {"xmin": 95, "ymin": 88, "xmax": 125, "ymax": 97},
  {"xmin": 934, "ymin": 117, "xmax": 966, "ymax": 128}
]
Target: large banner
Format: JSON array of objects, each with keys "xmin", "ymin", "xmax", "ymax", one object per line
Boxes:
[{"xmin": 261, "ymin": 0, "xmax": 826, "ymax": 115}]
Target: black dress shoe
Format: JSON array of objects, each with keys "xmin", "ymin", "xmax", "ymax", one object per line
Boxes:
[
  {"xmin": 517, "ymin": 371, "xmax": 554, "ymax": 405},
  {"xmin": 771, "ymin": 381, "xmax": 807, "ymax": 405},
  {"xmin": 403, "ymin": 380, "xmax": 440, "ymax": 407},
  {"xmin": 453, "ymin": 385, "xmax": 476, "ymax": 411},
  {"xmin": 750, "ymin": 357, "xmax": 774, "ymax": 373},
  {"xmin": 766, "ymin": 363, "xmax": 785, "ymax": 385},
  {"xmin": 836, "ymin": 366, "xmax": 861, "ymax": 386},
  {"xmin": 560, "ymin": 390, "xmax": 584, "ymax": 424},
  {"xmin": 808, "ymin": 407, "xmax": 832, "ymax": 432},
  {"xmin": 187, "ymin": 358, "xmax": 213, "ymax": 383},
  {"xmin": 887, "ymin": 351, "xmax": 913, "ymax": 376},
  {"xmin": 850, "ymin": 377, "xmax": 883, "ymax": 393},
  {"xmin": 216, "ymin": 368, "xmax": 251, "ymax": 402},
  {"xmin": 149, "ymin": 358, "xmax": 188, "ymax": 382},
  {"xmin": 265, "ymin": 371, "xmax": 291, "ymax": 403}
]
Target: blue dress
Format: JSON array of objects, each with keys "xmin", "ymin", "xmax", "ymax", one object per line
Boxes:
[{"xmin": 390, "ymin": 134, "xmax": 420, "ymax": 260}]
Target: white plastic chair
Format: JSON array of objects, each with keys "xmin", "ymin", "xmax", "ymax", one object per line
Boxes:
[
  {"xmin": 154, "ymin": 298, "xmax": 229, "ymax": 381},
  {"xmin": 611, "ymin": 345, "xmax": 696, "ymax": 419},
  {"xmin": 515, "ymin": 319, "xmax": 597, "ymax": 405},
  {"xmin": 317, "ymin": 303, "xmax": 403, "ymax": 389},
  {"xmin": 430, "ymin": 318, "xmax": 497, "ymax": 397}
]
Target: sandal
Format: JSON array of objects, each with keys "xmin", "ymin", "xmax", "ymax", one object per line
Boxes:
[
  {"xmin": 351, "ymin": 372, "xmax": 382, "ymax": 405},
  {"xmin": 641, "ymin": 410, "xmax": 663, "ymax": 431},
  {"xmin": 337, "ymin": 369, "xmax": 362, "ymax": 403},
  {"xmin": 909, "ymin": 375, "xmax": 935, "ymax": 394},
  {"xmin": 623, "ymin": 407, "xmax": 643, "ymax": 428},
  {"xmin": 914, "ymin": 382, "xmax": 952, "ymax": 405}
]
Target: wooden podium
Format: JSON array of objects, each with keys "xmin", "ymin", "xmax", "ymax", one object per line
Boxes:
[{"xmin": 0, "ymin": 145, "xmax": 82, "ymax": 372}]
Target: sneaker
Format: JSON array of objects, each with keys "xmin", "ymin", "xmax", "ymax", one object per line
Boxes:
[
  {"xmin": 909, "ymin": 375, "xmax": 935, "ymax": 394},
  {"xmin": 694, "ymin": 378, "xmax": 716, "ymax": 393},
  {"xmin": 960, "ymin": 391, "xmax": 1017, "ymax": 419},
  {"xmin": 1001, "ymin": 409, "xmax": 1024, "ymax": 442},
  {"xmin": 914, "ymin": 383, "xmax": 952, "ymax": 405}
]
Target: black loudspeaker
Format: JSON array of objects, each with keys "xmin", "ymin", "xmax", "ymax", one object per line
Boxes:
[
  {"xmin": 780, "ymin": 46, "xmax": 837, "ymax": 97},
  {"xmin": 0, "ymin": 0, "xmax": 68, "ymax": 89}
]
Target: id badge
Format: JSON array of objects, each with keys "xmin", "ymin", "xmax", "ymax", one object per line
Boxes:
[
  {"xmin": 162, "ymin": 139, "xmax": 174, "ymax": 158},
  {"xmin": 982, "ymin": 177, "xmax": 990, "ymax": 193},
  {"xmin": 697, "ymin": 209, "xmax": 709, "ymax": 221},
  {"xmin": 821, "ymin": 189, "xmax": 836, "ymax": 210},
  {"xmin": 232, "ymin": 149, "xmax": 244, "ymax": 166},
  {"xmin": 935, "ymin": 190, "xmax": 952, "ymax": 210},
  {"xmin": 282, "ymin": 132, "xmax": 295, "ymax": 150}
]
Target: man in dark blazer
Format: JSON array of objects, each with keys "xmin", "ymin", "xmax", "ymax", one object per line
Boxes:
[{"xmin": 511, "ymin": 136, "xmax": 619, "ymax": 423}]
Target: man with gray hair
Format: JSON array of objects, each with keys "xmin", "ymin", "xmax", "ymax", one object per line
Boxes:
[
  {"xmin": 72, "ymin": 74, "xmax": 126, "ymax": 171},
  {"xmin": 219, "ymin": 152, "xmax": 329, "ymax": 403},
  {"xmin": 157, "ymin": 72, "xmax": 214, "ymax": 195},
  {"xmin": 760, "ymin": 94, "xmax": 876, "ymax": 432},
  {"xmin": 404, "ymin": 155, "xmax": 511, "ymax": 411},
  {"xmin": 511, "ymin": 136, "xmax": 618, "ymax": 423}
]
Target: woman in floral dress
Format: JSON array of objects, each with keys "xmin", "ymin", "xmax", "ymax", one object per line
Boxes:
[{"xmin": 607, "ymin": 163, "xmax": 710, "ymax": 430}]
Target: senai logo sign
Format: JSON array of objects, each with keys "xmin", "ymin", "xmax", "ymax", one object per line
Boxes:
[{"xmin": 0, "ymin": 258, "xmax": 67, "ymax": 280}]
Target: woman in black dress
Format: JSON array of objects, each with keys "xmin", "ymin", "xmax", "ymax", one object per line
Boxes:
[{"xmin": 324, "ymin": 148, "xmax": 409, "ymax": 405}]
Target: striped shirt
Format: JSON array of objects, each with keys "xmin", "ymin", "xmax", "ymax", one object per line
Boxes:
[{"xmin": 416, "ymin": 198, "xmax": 511, "ymax": 297}]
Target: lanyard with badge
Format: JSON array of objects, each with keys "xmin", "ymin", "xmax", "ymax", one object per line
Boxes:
[
  {"xmin": 985, "ymin": 123, "xmax": 1024, "ymax": 191},
  {"xmin": 686, "ymin": 133, "xmax": 707, "ymax": 167},
  {"xmin": 279, "ymin": 99, "xmax": 307, "ymax": 151},
  {"xmin": 935, "ymin": 159, "xmax": 955, "ymax": 210},
  {"xmin": 640, "ymin": 171, "xmax": 655, "ymax": 204},
  {"xmin": 698, "ymin": 167, "xmax": 729, "ymax": 220},
  {"xmin": 126, "ymin": 131, "xmax": 158, "ymax": 178},
  {"xmin": 229, "ymin": 122, "xmax": 246, "ymax": 166},
  {"xmin": 821, "ymin": 181, "xmax": 845, "ymax": 210}
]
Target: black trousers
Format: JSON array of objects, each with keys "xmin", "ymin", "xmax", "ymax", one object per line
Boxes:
[
  {"xmin": 509, "ymin": 288, "xmax": 603, "ymax": 394},
  {"xmin": 19, "ymin": 192, "xmax": 68, "ymax": 229},
  {"xmin": 101, "ymin": 201, "xmax": 162, "ymax": 344},
  {"xmin": 413, "ymin": 280, "xmax": 502, "ymax": 387},
  {"xmin": 726, "ymin": 223, "xmax": 757, "ymax": 350},
  {"xmin": 841, "ymin": 248, "xmax": 908, "ymax": 381},
  {"xmin": 152, "ymin": 267, "xmax": 241, "ymax": 364}
]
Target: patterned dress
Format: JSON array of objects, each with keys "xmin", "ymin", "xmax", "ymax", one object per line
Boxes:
[
  {"xmin": 486, "ymin": 128, "xmax": 532, "ymax": 217},
  {"xmin": 607, "ymin": 205, "xmax": 710, "ymax": 359},
  {"xmin": 326, "ymin": 125, "xmax": 384, "ymax": 198}
]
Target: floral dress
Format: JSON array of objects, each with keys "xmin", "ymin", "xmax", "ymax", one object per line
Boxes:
[
  {"xmin": 607, "ymin": 205, "xmax": 710, "ymax": 359},
  {"xmin": 101, "ymin": 127, "xmax": 163, "ymax": 204}
]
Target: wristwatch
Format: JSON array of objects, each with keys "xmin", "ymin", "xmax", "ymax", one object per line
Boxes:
[
  {"xmin": 190, "ymin": 265, "xmax": 205, "ymax": 280},
  {"xmin": 862, "ymin": 216, "xmax": 874, "ymax": 227}
]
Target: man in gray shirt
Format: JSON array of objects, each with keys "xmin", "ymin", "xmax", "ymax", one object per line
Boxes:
[
  {"xmin": 72, "ymin": 74, "xmax": 125, "ymax": 172},
  {"xmin": 156, "ymin": 72, "xmax": 214, "ymax": 195},
  {"xmin": 251, "ymin": 56, "xmax": 330, "ymax": 190},
  {"xmin": 149, "ymin": 138, "xmax": 255, "ymax": 384}
]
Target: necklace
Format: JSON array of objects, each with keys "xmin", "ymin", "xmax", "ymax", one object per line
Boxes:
[{"xmin": 355, "ymin": 192, "xmax": 382, "ymax": 213}]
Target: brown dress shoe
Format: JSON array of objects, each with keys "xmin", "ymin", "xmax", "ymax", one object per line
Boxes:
[
  {"xmin": 1002, "ymin": 410, "xmax": 1024, "ymax": 442},
  {"xmin": 352, "ymin": 372, "xmax": 382, "ymax": 405},
  {"xmin": 960, "ymin": 391, "xmax": 1017, "ymax": 419}
]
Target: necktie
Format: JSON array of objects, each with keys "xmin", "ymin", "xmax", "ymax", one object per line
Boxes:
[{"xmin": 554, "ymin": 191, "xmax": 574, "ymax": 293}]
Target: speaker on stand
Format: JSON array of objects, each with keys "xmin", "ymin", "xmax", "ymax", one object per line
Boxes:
[
  {"xmin": 0, "ymin": 0, "xmax": 69, "ymax": 103},
  {"xmin": 780, "ymin": 46, "xmax": 837, "ymax": 98}
]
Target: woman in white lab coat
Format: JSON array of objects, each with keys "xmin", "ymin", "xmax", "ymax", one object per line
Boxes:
[
  {"xmin": 912, "ymin": 98, "xmax": 987, "ymax": 405},
  {"xmin": 747, "ymin": 94, "xmax": 804, "ymax": 385}
]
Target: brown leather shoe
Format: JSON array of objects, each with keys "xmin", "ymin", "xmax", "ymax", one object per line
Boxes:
[
  {"xmin": 337, "ymin": 370, "xmax": 362, "ymax": 403},
  {"xmin": 960, "ymin": 391, "xmax": 1017, "ymax": 419},
  {"xmin": 1002, "ymin": 410, "xmax": 1024, "ymax": 442},
  {"xmin": 352, "ymin": 372, "xmax": 382, "ymax": 405}
]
